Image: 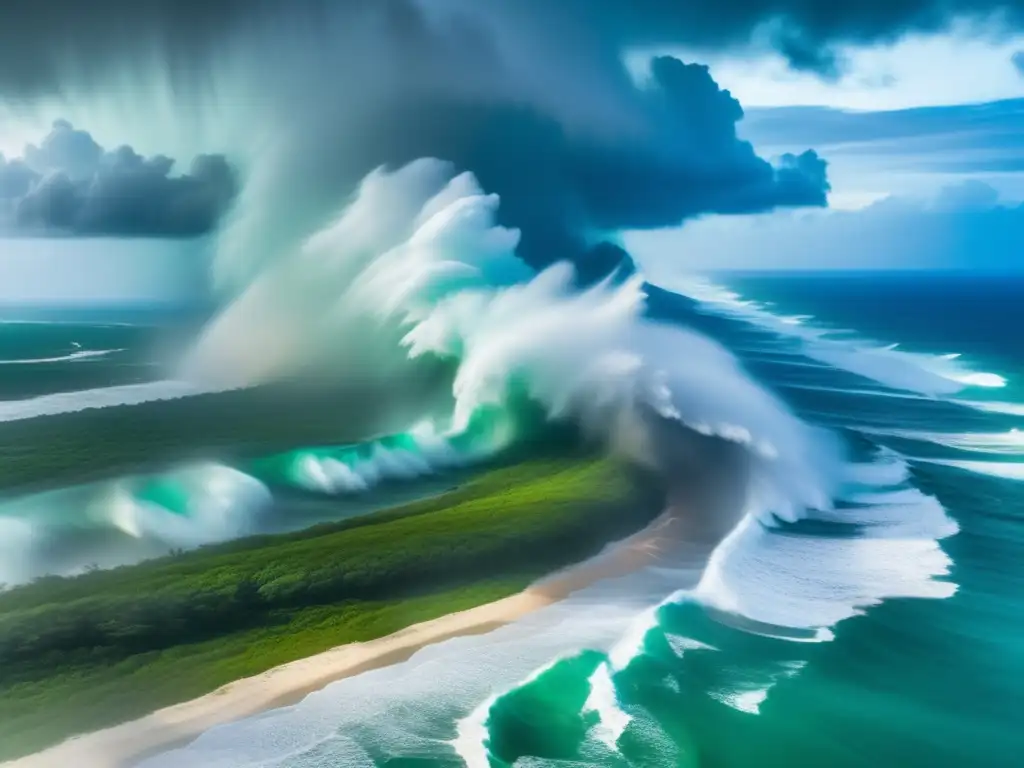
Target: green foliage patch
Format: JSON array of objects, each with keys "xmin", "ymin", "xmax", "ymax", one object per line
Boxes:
[{"xmin": 0, "ymin": 457, "xmax": 662, "ymax": 760}]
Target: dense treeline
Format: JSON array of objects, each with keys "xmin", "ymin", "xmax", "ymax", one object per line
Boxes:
[
  {"xmin": 0, "ymin": 458, "xmax": 663, "ymax": 758},
  {"xmin": 0, "ymin": 369, "xmax": 456, "ymax": 494}
]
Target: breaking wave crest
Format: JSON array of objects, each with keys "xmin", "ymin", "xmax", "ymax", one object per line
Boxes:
[
  {"xmin": 0, "ymin": 463, "xmax": 272, "ymax": 585},
  {"xmin": 187, "ymin": 159, "xmax": 840, "ymax": 518},
  {"xmin": 252, "ymin": 421, "xmax": 492, "ymax": 495},
  {"xmin": 450, "ymin": 443, "xmax": 957, "ymax": 766}
]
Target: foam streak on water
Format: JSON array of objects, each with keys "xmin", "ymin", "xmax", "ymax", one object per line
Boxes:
[
  {"xmin": 0, "ymin": 380, "xmax": 224, "ymax": 423},
  {"xmin": 657, "ymin": 274, "xmax": 1010, "ymax": 399},
  {"xmin": 0, "ymin": 348, "xmax": 125, "ymax": 365}
]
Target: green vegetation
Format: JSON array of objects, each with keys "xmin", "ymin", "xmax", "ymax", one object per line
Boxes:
[
  {"xmin": 0, "ymin": 372, "xmax": 453, "ymax": 495},
  {"xmin": 0, "ymin": 457, "xmax": 663, "ymax": 761}
]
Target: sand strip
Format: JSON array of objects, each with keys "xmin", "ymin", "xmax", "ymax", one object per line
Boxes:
[{"xmin": 6, "ymin": 512, "xmax": 679, "ymax": 768}]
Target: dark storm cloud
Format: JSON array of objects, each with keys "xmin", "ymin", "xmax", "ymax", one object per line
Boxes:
[
  {"xmin": 23, "ymin": 119, "xmax": 103, "ymax": 180},
  {"xmin": 1, "ymin": 0, "xmax": 1022, "ymax": 87},
  {"xmin": 0, "ymin": 1, "xmax": 835, "ymax": 280},
  {"xmin": 555, "ymin": 0, "xmax": 1024, "ymax": 71},
  {"xmin": 0, "ymin": 156, "xmax": 35, "ymax": 200},
  {"xmin": 1, "ymin": 121, "xmax": 237, "ymax": 237},
  {"xmin": 291, "ymin": 55, "xmax": 828, "ymax": 272}
]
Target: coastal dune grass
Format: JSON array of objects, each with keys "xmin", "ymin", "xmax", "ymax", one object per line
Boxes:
[{"xmin": 0, "ymin": 456, "xmax": 663, "ymax": 761}]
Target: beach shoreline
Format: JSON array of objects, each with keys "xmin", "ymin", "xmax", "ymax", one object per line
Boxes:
[{"xmin": 5, "ymin": 511, "xmax": 678, "ymax": 768}]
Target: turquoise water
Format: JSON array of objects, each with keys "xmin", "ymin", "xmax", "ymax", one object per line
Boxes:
[{"xmin": 144, "ymin": 271, "xmax": 1024, "ymax": 767}]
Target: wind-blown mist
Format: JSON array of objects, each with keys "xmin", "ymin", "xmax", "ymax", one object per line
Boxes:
[
  {"xmin": 187, "ymin": 160, "xmax": 839, "ymax": 519},
  {"xmin": 0, "ymin": 161, "xmax": 840, "ymax": 589}
]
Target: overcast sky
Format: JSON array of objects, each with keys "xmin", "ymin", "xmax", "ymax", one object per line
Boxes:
[{"xmin": 2, "ymin": 2, "xmax": 1024, "ymax": 307}]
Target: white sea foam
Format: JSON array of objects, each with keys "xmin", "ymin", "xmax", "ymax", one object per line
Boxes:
[
  {"xmin": 842, "ymin": 450, "xmax": 911, "ymax": 486},
  {"xmin": 710, "ymin": 686, "xmax": 770, "ymax": 715},
  {"xmin": 453, "ymin": 655, "xmax": 575, "ymax": 768},
  {"xmin": 0, "ymin": 463, "xmax": 273, "ymax": 585},
  {"xmin": 583, "ymin": 663, "xmax": 633, "ymax": 750},
  {"xmin": 690, "ymin": 502, "xmax": 956, "ymax": 633},
  {"xmin": 829, "ymin": 486, "xmax": 960, "ymax": 539},
  {"xmin": 189, "ymin": 161, "xmax": 840, "ymax": 516},
  {"xmin": 145, "ymin": 575, "xmax": 662, "ymax": 768},
  {"xmin": 646, "ymin": 450, "xmax": 958, "ymax": 639},
  {"xmin": 289, "ymin": 424, "xmax": 471, "ymax": 495},
  {"xmin": 911, "ymin": 458, "xmax": 1024, "ymax": 481},
  {"xmin": 956, "ymin": 399, "xmax": 1024, "ymax": 417},
  {"xmin": 856, "ymin": 427, "xmax": 1024, "ymax": 455},
  {"xmin": 0, "ymin": 348, "xmax": 125, "ymax": 365},
  {"xmin": 709, "ymin": 659, "xmax": 807, "ymax": 716},
  {"xmin": 665, "ymin": 633, "xmax": 716, "ymax": 657},
  {"xmin": 656, "ymin": 274, "xmax": 1009, "ymax": 398},
  {"xmin": 849, "ymin": 427, "xmax": 1024, "ymax": 481},
  {"xmin": 104, "ymin": 464, "xmax": 273, "ymax": 547}
]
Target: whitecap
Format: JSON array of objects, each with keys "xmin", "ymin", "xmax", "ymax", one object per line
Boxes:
[
  {"xmin": 856, "ymin": 427, "xmax": 1024, "ymax": 455},
  {"xmin": 656, "ymin": 274, "xmax": 1009, "ymax": 398},
  {"xmin": 0, "ymin": 380, "xmax": 227, "ymax": 423},
  {"xmin": 910, "ymin": 458, "xmax": 1024, "ymax": 481},
  {"xmin": 0, "ymin": 348, "xmax": 125, "ymax": 365}
]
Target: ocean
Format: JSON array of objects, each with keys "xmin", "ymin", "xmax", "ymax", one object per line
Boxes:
[{"xmin": 2, "ymin": 268, "xmax": 1022, "ymax": 767}]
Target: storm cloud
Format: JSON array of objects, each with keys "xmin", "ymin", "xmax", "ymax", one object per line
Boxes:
[
  {"xmin": 0, "ymin": 0, "xmax": 1023, "ymax": 88},
  {"xmin": 0, "ymin": 1, "xmax": 841, "ymax": 281},
  {"xmin": 328, "ymin": 55, "xmax": 829, "ymax": 272},
  {"xmin": 0, "ymin": 121, "xmax": 236, "ymax": 237}
]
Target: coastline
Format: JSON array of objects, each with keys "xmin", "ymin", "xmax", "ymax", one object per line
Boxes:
[{"xmin": 6, "ymin": 511, "xmax": 678, "ymax": 768}]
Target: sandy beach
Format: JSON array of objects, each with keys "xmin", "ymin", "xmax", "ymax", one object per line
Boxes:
[{"xmin": 6, "ymin": 512, "xmax": 682, "ymax": 768}]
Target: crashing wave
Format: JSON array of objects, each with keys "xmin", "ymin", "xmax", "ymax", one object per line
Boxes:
[
  {"xmin": 184, "ymin": 160, "xmax": 961, "ymax": 640},
  {"xmin": 255, "ymin": 421, "xmax": 484, "ymax": 495},
  {"xmin": 187, "ymin": 159, "xmax": 839, "ymax": 517}
]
